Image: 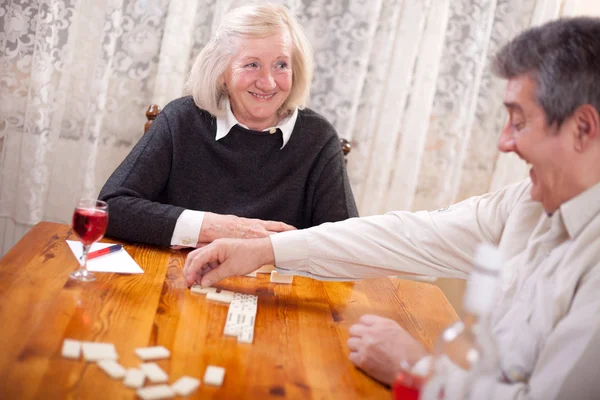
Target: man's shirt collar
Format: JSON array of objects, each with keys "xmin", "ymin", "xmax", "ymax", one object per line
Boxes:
[
  {"xmin": 215, "ymin": 99, "xmax": 298, "ymax": 149},
  {"xmin": 560, "ymin": 180, "xmax": 600, "ymax": 239}
]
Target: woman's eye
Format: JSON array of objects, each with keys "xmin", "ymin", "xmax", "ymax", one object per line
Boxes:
[
  {"xmin": 276, "ymin": 62, "xmax": 288, "ymax": 69},
  {"xmin": 246, "ymin": 62, "xmax": 258, "ymax": 68}
]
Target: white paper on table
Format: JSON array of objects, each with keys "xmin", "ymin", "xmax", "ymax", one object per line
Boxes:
[{"xmin": 66, "ymin": 240, "xmax": 144, "ymax": 274}]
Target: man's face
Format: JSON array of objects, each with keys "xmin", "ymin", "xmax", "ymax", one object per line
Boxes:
[{"xmin": 497, "ymin": 74, "xmax": 579, "ymax": 213}]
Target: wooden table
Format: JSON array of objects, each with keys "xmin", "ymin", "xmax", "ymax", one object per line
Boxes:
[{"xmin": 0, "ymin": 222, "xmax": 458, "ymax": 399}]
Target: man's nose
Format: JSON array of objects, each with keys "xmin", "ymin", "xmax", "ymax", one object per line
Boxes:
[{"xmin": 498, "ymin": 121, "xmax": 516, "ymax": 153}]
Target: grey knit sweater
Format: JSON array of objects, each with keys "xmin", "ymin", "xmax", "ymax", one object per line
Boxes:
[{"xmin": 99, "ymin": 96, "xmax": 358, "ymax": 246}]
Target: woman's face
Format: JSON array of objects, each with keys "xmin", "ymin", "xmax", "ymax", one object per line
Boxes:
[{"xmin": 223, "ymin": 31, "xmax": 293, "ymax": 130}]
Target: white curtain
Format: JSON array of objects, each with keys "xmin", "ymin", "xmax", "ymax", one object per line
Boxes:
[{"xmin": 0, "ymin": 0, "xmax": 580, "ymax": 256}]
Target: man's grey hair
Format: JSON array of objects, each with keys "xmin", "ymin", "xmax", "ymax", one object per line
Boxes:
[
  {"xmin": 185, "ymin": 3, "xmax": 313, "ymax": 118},
  {"xmin": 492, "ymin": 17, "xmax": 600, "ymax": 126}
]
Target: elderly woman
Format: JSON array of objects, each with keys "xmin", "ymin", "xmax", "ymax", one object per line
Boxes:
[{"xmin": 99, "ymin": 4, "xmax": 358, "ymax": 248}]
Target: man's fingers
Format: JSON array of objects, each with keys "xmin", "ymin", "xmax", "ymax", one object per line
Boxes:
[
  {"xmin": 184, "ymin": 245, "xmax": 220, "ymax": 286},
  {"xmin": 200, "ymin": 263, "xmax": 231, "ymax": 287},
  {"xmin": 348, "ymin": 351, "xmax": 361, "ymax": 366},
  {"xmin": 348, "ymin": 323, "xmax": 369, "ymax": 338},
  {"xmin": 359, "ymin": 314, "xmax": 385, "ymax": 326},
  {"xmin": 347, "ymin": 337, "xmax": 361, "ymax": 352}
]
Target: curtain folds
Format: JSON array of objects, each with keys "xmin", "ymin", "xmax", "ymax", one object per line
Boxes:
[{"xmin": 0, "ymin": 0, "xmax": 575, "ymax": 255}]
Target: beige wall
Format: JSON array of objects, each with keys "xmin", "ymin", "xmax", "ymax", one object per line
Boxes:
[{"xmin": 573, "ymin": 0, "xmax": 600, "ymax": 15}]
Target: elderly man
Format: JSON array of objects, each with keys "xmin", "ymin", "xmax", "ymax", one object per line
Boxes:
[{"xmin": 183, "ymin": 17, "xmax": 600, "ymax": 399}]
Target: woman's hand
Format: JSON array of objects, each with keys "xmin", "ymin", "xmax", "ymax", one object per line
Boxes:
[{"xmin": 198, "ymin": 212, "xmax": 296, "ymax": 243}]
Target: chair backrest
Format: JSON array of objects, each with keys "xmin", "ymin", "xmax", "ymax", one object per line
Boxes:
[{"xmin": 144, "ymin": 104, "xmax": 351, "ymax": 163}]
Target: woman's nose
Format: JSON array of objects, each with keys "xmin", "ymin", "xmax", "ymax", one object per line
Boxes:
[{"xmin": 256, "ymin": 70, "xmax": 276, "ymax": 91}]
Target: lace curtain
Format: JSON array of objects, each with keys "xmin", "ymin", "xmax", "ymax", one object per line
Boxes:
[{"xmin": 0, "ymin": 0, "xmax": 578, "ymax": 255}]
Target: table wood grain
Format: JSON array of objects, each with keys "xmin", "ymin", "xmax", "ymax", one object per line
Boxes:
[{"xmin": 0, "ymin": 221, "xmax": 458, "ymax": 399}]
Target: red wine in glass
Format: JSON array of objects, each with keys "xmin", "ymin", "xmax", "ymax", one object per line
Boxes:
[
  {"xmin": 72, "ymin": 208, "xmax": 108, "ymax": 245},
  {"xmin": 70, "ymin": 199, "xmax": 108, "ymax": 282}
]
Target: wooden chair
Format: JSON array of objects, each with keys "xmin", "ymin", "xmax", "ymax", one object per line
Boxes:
[{"xmin": 145, "ymin": 105, "xmax": 351, "ymax": 163}]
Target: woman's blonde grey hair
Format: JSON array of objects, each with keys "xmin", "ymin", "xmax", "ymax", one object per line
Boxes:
[{"xmin": 185, "ymin": 3, "xmax": 314, "ymax": 118}]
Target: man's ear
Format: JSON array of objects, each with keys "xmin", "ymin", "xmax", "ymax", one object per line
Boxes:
[{"xmin": 573, "ymin": 104, "xmax": 600, "ymax": 152}]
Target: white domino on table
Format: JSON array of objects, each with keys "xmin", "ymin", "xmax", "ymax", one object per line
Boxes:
[
  {"xmin": 137, "ymin": 384, "xmax": 175, "ymax": 400},
  {"xmin": 97, "ymin": 360, "xmax": 126, "ymax": 379},
  {"xmin": 190, "ymin": 285, "xmax": 217, "ymax": 294},
  {"xmin": 140, "ymin": 362, "xmax": 169, "ymax": 383},
  {"xmin": 171, "ymin": 376, "xmax": 201, "ymax": 396},
  {"xmin": 256, "ymin": 264, "xmax": 275, "ymax": 274},
  {"xmin": 238, "ymin": 327, "xmax": 254, "ymax": 344},
  {"xmin": 124, "ymin": 368, "xmax": 146, "ymax": 388},
  {"xmin": 206, "ymin": 291, "xmax": 233, "ymax": 304},
  {"xmin": 203, "ymin": 365, "xmax": 225, "ymax": 387},
  {"xmin": 135, "ymin": 346, "xmax": 170, "ymax": 361},
  {"xmin": 81, "ymin": 342, "xmax": 119, "ymax": 362},
  {"xmin": 270, "ymin": 270, "xmax": 294, "ymax": 284},
  {"xmin": 61, "ymin": 339, "xmax": 81, "ymax": 359},
  {"xmin": 245, "ymin": 270, "xmax": 258, "ymax": 277},
  {"xmin": 223, "ymin": 294, "xmax": 258, "ymax": 344}
]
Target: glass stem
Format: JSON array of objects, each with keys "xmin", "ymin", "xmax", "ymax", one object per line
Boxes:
[{"xmin": 80, "ymin": 243, "xmax": 91, "ymax": 271}]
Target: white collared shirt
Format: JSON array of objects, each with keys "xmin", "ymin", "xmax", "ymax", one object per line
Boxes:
[
  {"xmin": 271, "ymin": 179, "xmax": 600, "ymax": 399},
  {"xmin": 215, "ymin": 99, "xmax": 298, "ymax": 149},
  {"xmin": 170, "ymin": 100, "xmax": 299, "ymax": 247}
]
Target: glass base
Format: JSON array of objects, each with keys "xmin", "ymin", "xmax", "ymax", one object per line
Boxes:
[{"xmin": 70, "ymin": 269, "xmax": 96, "ymax": 282}]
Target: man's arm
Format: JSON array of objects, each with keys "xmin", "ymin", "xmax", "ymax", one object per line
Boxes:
[{"xmin": 184, "ymin": 180, "xmax": 531, "ymax": 285}]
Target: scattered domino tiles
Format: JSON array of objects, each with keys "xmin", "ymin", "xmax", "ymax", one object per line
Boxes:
[
  {"xmin": 97, "ymin": 360, "xmax": 126, "ymax": 379},
  {"xmin": 61, "ymin": 338, "xmax": 207, "ymax": 397},
  {"xmin": 171, "ymin": 376, "xmax": 201, "ymax": 396},
  {"xmin": 135, "ymin": 346, "xmax": 170, "ymax": 361},
  {"xmin": 204, "ymin": 365, "xmax": 226, "ymax": 386},
  {"xmin": 137, "ymin": 384, "xmax": 175, "ymax": 400},
  {"xmin": 124, "ymin": 368, "xmax": 145, "ymax": 388},
  {"xmin": 270, "ymin": 270, "xmax": 294, "ymax": 284},
  {"xmin": 61, "ymin": 339, "xmax": 81, "ymax": 359},
  {"xmin": 81, "ymin": 342, "xmax": 119, "ymax": 361},
  {"xmin": 140, "ymin": 362, "xmax": 169, "ymax": 383}
]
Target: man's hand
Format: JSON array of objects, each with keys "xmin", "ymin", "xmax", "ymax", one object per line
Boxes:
[
  {"xmin": 198, "ymin": 213, "xmax": 296, "ymax": 243},
  {"xmin": 183, "ymin": 237, "xmax": 275, "ymax": 287},
  {"xmin": 347, "ymin": 314, "xmax": 430, "ymax": 386}
]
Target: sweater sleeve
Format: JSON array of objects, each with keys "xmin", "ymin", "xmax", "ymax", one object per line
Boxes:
[
  {"xmin": 99, "ymin": 108, "xmax": 186, "ymax": 246},
  {"xmin": 309, "ymin": 135, "xmax": 359, "ymax": 225}
]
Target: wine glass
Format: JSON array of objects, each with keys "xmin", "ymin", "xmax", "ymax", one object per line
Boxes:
[{"xmin": 70, "ymin": 198, "xmax": 108, "ymax": 281}]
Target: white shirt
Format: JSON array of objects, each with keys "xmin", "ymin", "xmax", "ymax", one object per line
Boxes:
[
  {"xmin": 170, "ymin": 101, "xmax": 298, "ymax": 247},
  {"xmin": 271, "ymin": 179, "xmax": 600, "ymax": 399}
]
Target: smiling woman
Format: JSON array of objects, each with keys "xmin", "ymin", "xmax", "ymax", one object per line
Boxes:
[{"xmin": 98, "ymin": 3, "xmax": 358, "ymax": 248}]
